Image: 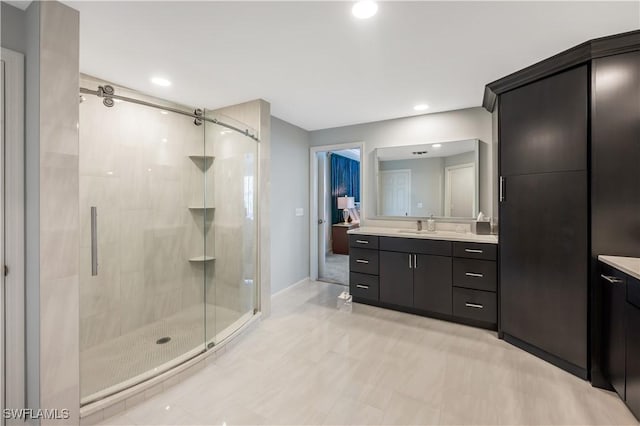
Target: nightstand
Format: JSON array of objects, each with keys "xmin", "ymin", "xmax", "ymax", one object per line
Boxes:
[{"xmin": 332, "ymin": 222, "xmax": 360, "ymax": 255}]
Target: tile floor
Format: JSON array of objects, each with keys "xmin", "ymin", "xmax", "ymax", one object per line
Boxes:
[{"xmin": 100, "ymin": 280, "xmax": 638, "ymax": 425}]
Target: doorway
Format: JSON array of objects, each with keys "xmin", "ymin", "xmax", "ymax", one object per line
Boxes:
[{"xmin": 310, "ymin": 143, "xmax": 364, "ymax": 285}]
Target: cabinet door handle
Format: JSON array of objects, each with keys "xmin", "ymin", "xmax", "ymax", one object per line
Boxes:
[
  {"xmin": 465, "ymin": 272, "xmax": 484, "ymax": 278},
  {"xmin": 500, "ymin": 176, "xmax": 505, "ymax": 202},
  {"xmin": 465, "ymin": 302, "xmax": 484, "ymax": 309},
  {"xmin": 355, "ymin": 240, "xmax": 369, "ymax": 244},
  {"xmin": 414, "ymin": 254, "xmax": 417, "ymax": 269},
  {"xmin": 465, "ymin": 249, "xmax": 483, "ymax": 254},
  {"xmin": 408, "ymin": 254, "xmax": 412, "ymax": 269},
  {"xmin": 356, "ymin": 259, "xmax": 369, "ymax": 264},
  {"xmin": 601, "ymin": 274, "xmax": 624, "ymax": 284},
  {"xmin": 356, "ymin": 284, "xmax": 369, "ymax": 289}
]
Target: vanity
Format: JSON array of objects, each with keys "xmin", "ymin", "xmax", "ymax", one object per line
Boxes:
[
  {"xmin": 598, "ymin": 256, "xmax": 640, "ymax": 420},
  {"xmin": 348, "ymin": 227, "xmax": 498, "ymax": 330}
]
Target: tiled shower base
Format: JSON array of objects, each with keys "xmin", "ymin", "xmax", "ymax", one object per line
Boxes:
[{"xmin": 81, "ymin": 304, "xmax": 252, "ymax": 405}]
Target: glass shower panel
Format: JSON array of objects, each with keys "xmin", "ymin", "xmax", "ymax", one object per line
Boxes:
[
  {"xmin": 203, "ymin": 117, "xmax": 258, "ymax": 345},
  {"xmin": 78, "ymin": 78, "xmax": 206, "ymax": 404}
]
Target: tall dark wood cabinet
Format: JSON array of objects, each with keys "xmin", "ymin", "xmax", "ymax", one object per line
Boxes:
[
  {"xmin": 483, "ymin": 30, "xmax": 640, "ymax": 382},
  {"xmin": 591, "ymin": 51, "xmax": 640, "ymax": 387},
  {"xmin": 498, "ymin": 66, "xmax": 589, "ymax": 377}
]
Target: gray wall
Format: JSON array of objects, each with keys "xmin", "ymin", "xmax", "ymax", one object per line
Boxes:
[
  {"xmin": 309, "ymin": 107, "xmax": 495, "ymax": 220},
  {"xmin": 270, "ymin": 117, "xmax": 310, "ymax": 294},
  {"xmin": 1, "ymin": 2, "xmax": 26, "ymax": 53}
]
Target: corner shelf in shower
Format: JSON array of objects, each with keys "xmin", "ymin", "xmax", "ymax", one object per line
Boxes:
[
  {"xmin": 188, "ymin": 155, "xmax": 215, "ymax": 170},
  {"xmin": 188, "ymin": 256, "xmax": 216, "ymax": 262}
]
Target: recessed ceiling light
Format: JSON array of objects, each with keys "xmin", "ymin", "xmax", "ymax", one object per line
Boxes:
[
  {"xmin": 432, "ymin": 144, "xmax": 442, "ymax": 148},
  {"xmin": 352, "ymin": 1, "xmax": 378, "ymax": 19},
  {"xmin": 151, "ymin": 77, "xmax": 171, "ymax": 87},
  {"xmin": 414, "ymin": 104, "xmax": 429, "ymax": 111}
]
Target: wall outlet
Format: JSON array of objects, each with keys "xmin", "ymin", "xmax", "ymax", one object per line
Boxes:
[{"xmin": 295, "ymin": 208, "xmax": 304, "ymax": 217}]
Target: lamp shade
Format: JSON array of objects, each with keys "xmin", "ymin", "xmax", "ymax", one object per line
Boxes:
[{"xmin": 338, "ymin": 196, "xmax": 355, "ymax": 209}]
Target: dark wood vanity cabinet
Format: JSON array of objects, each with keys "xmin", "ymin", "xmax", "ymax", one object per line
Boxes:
[
  {"xmin": 601, "ymin": 265, "xmax": 627, "ymax": 399},
  {"xmin": 379, "ymin": 237, "xmax": 452, "ymax": 314},
  {"xmin": 350, "ymin": 234, "xmax": 497, "ymax": 330},
  {"xmin": 599, "ymin": 261, "xmax": 640, "ymax": 420}
]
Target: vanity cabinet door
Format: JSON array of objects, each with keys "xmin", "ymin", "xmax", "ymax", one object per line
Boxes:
[
  {"xmin": 626, "ymin": 301, "xmax": 640, "ymax": 419},
  {"xmin": 601, "ymin": 267, "xmax": 627, "ymax": 399},
  {"xmin": 413, "ymin": 255, "xmax": 452, "ymax": 315},
  {"xmin": 379, "ymin": 250, "xmax": 413, "ymax": 308}
]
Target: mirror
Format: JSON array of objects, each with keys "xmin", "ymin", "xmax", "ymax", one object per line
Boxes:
[{"xmin": 375, "ymin": 139, "xmax": 479, "ymax": 219}]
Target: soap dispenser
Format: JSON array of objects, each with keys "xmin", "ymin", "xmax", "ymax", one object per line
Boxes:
[{"xmin": 426, "ymin": 214, "xmax": 436, "ymax": 232}]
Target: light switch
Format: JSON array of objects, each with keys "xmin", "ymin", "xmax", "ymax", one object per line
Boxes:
[{"xmin": 295, "ymin": 208, "xmax": 304, "ymax": 217}]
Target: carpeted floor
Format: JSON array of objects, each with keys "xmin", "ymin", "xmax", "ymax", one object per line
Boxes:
[{"xmin": 320, "ymin": 253, "xmax": 349, "ymax": 285}]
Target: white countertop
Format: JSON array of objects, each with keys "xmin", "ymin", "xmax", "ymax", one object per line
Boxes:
[
  {"xmin": 599, "ymin": 255, "xmax": 640, "ymax": 281},
  {"xmin": 347, "ymin": 226, "xmax": 499, "ymax": 244}
]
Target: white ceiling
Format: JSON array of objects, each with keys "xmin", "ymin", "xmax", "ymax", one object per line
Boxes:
[{"xmin": 54, "ymin": 1, "xmax": 640, "ymax": 130}]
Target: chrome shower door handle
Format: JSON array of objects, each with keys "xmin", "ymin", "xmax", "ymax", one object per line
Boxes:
[{"xmin": 91, "ymin": 206, "xmax": 98, "ymax": 276}]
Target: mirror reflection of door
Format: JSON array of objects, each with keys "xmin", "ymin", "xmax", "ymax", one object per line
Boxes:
[
  {"xmin": 380, "ymin": 169, "xmax": 411, "ymax": 216},
  {"xmin": 445, "ymin": 163, "xmax": 475, "ymax": 217}
]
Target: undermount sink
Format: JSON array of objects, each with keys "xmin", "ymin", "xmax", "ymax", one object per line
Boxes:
[{"xmin": 397, "ymin": 229, "xmax": 437, "ymax": 235}]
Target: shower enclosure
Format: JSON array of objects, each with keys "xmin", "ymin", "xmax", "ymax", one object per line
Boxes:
[{"xmin": 78, "ymin": 76, "xmax": 258, "ymax": 404}]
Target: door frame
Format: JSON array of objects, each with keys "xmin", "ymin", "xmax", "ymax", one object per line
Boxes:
[
  {"xmin": 309, "ymin": 142, "xmax": 365, "ymax": 281},
  {"xmin": 378, "ymin": 169, "xmax": 411, "ymax": 217},
  {"xmin": 1, "ymin": 47, "xmax": 26, "ymax": 420},
  {"xmin": 444, "ymin": 162, "xmax": 476, "ymax": 217}
]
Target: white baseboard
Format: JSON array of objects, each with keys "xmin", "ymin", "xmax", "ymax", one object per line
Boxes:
[{"xmin": 271, "ymin": 276, "xmax": 310, "ymax": 298}]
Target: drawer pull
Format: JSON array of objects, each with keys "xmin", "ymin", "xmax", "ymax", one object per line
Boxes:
[
  {"xmin": 356, "ymin": 284, "xmax": 369, "ymax": 289},
  {"xmin": 601, "ymin": 274, "xmax": 624, "ymax": 284},
  {"xmin": 356, "ymin": 259, "xmax": 369, "ymax": 264},
  {"xmin": 465, "ymin": 302, "xmax": 484, "ymax": 309},
  {"xmin": 465, "ymin": 249, "xmax": 483, "ymax": 254},
  {"xmin": 465, "ymin": 272, "xmax": 484, "ymax": 278},
  {"xmin": 355, "ymin": 240, "xmax": 369, "ymax": 244}
]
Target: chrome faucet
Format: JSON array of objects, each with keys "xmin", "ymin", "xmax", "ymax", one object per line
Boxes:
[{"xmin": 417, "ymin": 220, "xmax": 423, "ymax": 231}]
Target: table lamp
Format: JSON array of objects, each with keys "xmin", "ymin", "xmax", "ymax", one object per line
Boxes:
[{"xmin": 337, "ymin": 196, "xmax": 355, "ymax": 224}]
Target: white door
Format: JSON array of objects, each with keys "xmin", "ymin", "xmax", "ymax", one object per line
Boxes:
[
  {"xmin": 445, "ymin": 164, "xmax": 475, "ymax": 217},
  {"xmin": 380, "ymin": 170, "xmax": 411, "ymax": 216}
]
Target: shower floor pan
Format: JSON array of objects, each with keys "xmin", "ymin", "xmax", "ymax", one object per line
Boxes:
[{"xmin": 80, "ymin": 304, "xmax": 252, "ymax": 405}]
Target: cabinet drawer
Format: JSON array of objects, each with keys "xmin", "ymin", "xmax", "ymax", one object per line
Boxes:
[
  {"xmin": 349, "ymin": 248, "xmax": 379, "ymax": 275},
  {"xmin": 453, "ymin": 242, "xmax": 497, "ymax": 261},
  {"xmin": 453, "ymin": 287, "xmax": 497, "ymax": 324},
  {"xmin": 380, "ymin": 236, "xmax": 451, "ymax": 256},
  {"xmin": 628, "ymin": 276, "xmax": 640, "ymax": 309},
  {"xmin": 453, "ymin": 258, "xmax": 497, "ymax": 292},
  {"xmin": 350, "ymin": 272, "xmax": 379, "ymax": 302},
  {"xmin": 349, "ymin": 234, "xmax": 379, "ymax": 249}
]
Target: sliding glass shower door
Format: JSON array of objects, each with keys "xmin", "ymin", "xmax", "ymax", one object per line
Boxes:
[{"xmin": 79, "ymin": 76, "xmax": 258, "ymax": 404}]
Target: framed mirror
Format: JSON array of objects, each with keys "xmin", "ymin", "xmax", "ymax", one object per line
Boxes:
[{"xmin": 375, "ymin": 139, "xmax": 479, "ymax": 219}]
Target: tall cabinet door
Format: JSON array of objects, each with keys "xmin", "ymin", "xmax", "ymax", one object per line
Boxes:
[
  {"xmin": 499, "ymin": 65, "xmax": 588, "ymax": 374},
  {"xmin": 379, "ymin": 250, "xmax": 413, "ymax": 307}
]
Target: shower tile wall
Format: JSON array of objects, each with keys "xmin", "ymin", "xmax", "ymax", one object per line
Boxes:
[{"xmin": 79, "ymin": 77, "xmax": 211, "ymax": 351}]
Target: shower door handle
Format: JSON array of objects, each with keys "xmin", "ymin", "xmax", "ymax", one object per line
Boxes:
[{"xmin": 91, "ymin": 206, "xmax": 98, "ymax": 276}]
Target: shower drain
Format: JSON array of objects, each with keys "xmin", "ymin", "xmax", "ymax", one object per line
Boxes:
[{"xmin": 156, "ymin": 337, "xmax": 171, "ymax": 345}]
